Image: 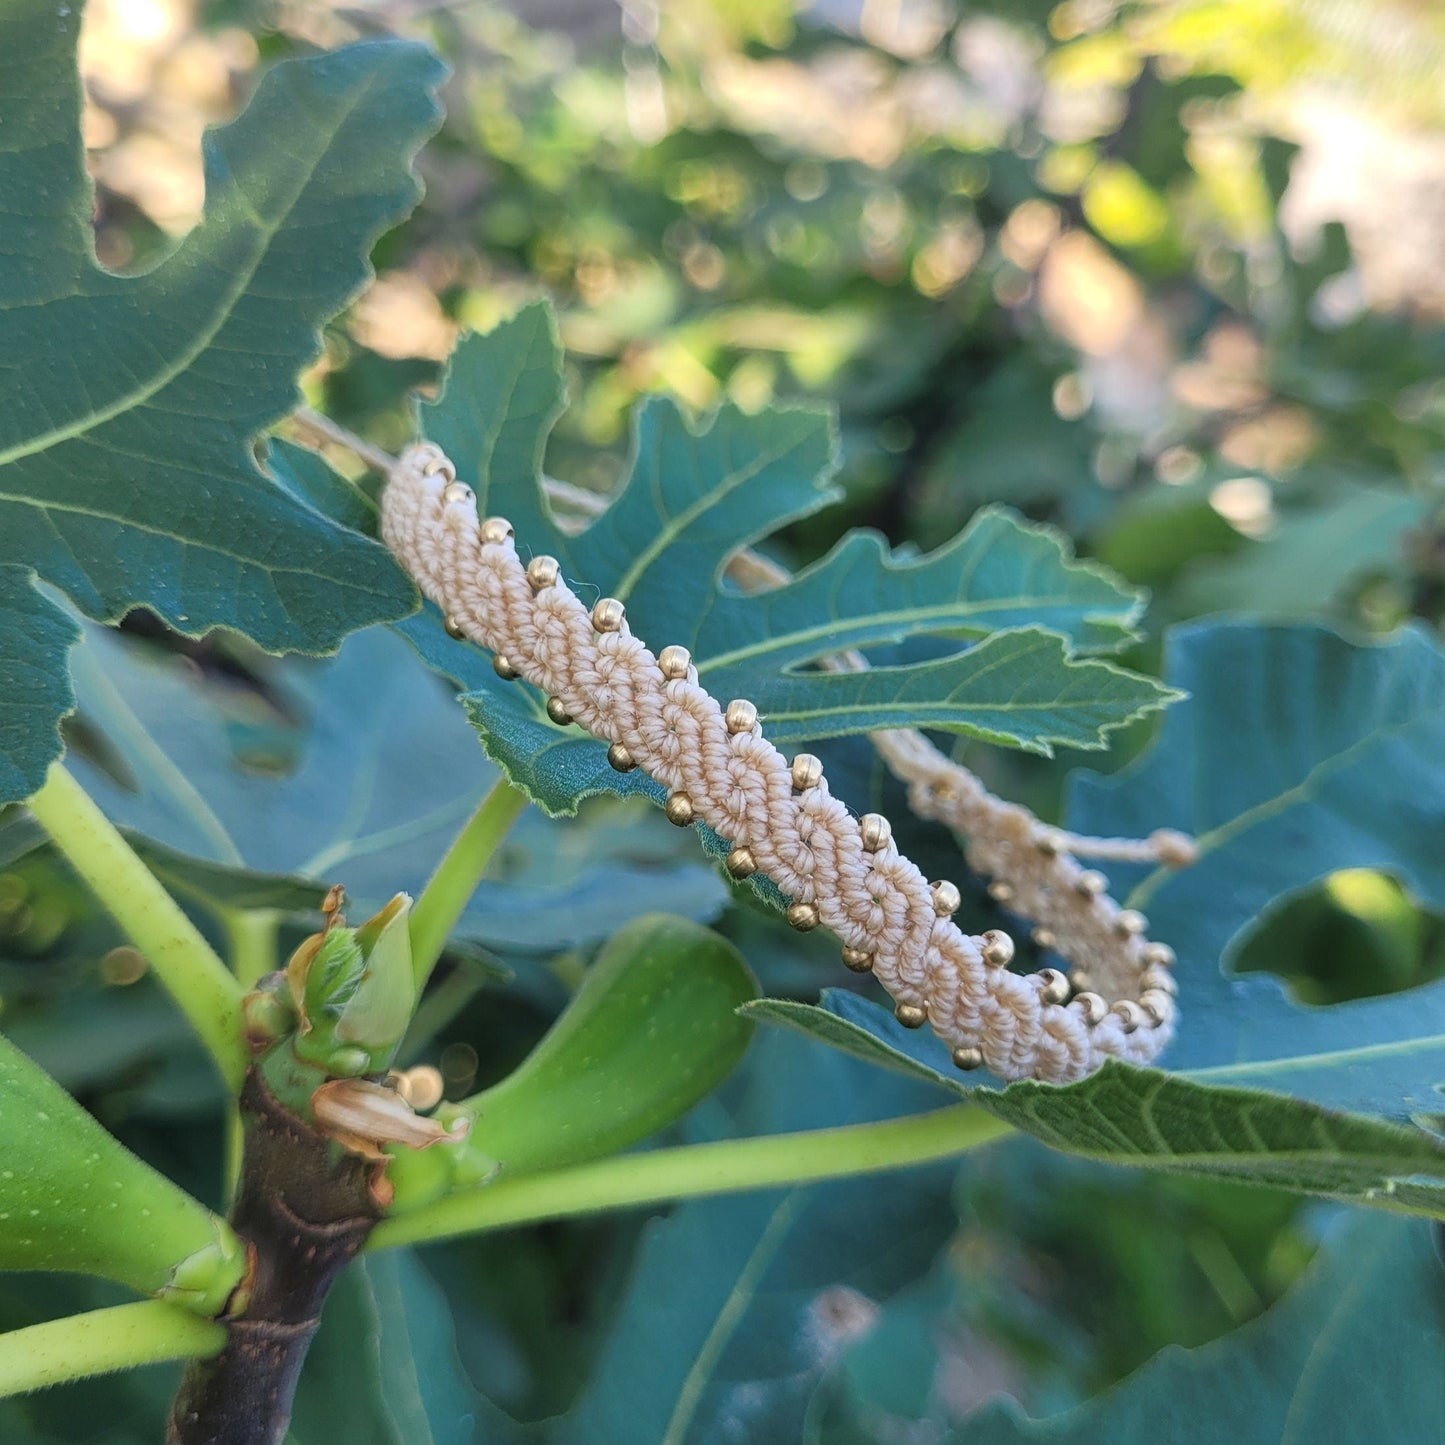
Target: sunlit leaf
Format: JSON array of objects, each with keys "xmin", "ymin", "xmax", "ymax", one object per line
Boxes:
[
  {"xmin": 1069, "ymin": 620, "xmax": 1445, "ymax": 1120},
  {"xmin": 366, "ymin": 305, "xmax": 1170, "ymax": 810},
  {"xmin": 0, "ymin": 10, "xmax": 442, "ymax": 801}
]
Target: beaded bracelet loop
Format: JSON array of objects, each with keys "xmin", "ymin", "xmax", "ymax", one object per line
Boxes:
[{"xmin": 380, "ymin": 442, "xmax": 1191, "ymax": 1084}]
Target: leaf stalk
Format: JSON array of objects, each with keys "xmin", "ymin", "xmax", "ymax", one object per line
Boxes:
[
  {"xmin": 407, "ymin": 777, "xmax": 528, "ymax": 994},
  {"xmin": 369, "ymin": 1102, "xmax": 1015, "ymax": 1250},
  {"xmin": 25, "ymin": 763, "xmax": 247, "ymax": 1090},
  {"xmin": 0, "ymin": 1301, "xmax": 225, "ymax": 1399}
]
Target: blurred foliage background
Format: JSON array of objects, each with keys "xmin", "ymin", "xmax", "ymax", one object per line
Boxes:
[{"xmin": 6, "ymin": 0, "xmax": 1445, "ymax": 1438}]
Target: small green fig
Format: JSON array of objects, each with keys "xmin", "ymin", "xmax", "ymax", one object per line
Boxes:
[
  {"xmin": 0, "ymin": 1034, "xmax": 245, "ymax": 1315},
  {"xmin": 383, "ymin": 915, "xmax": 756, "ymax": 1210}
]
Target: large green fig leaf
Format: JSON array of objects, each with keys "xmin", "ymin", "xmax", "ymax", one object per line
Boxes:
[
  {"xmin": 292, "ymin": 1252, "xmax": 521, "ymax": 1445},
  {"xmin": 738, "ymin": 617, "xmax": 1445, "ymax": 1214},
  {"xmin": 0, "ymin": 1034, "xmax": 243, "ymax": 1312},
  {"xmin": 0, "ymin": 570, "xmax": 78, "ymax": 805},
  {"xmin": 962, "ymin": 1214, "xmax": 1445, "ymax": 1443},
  {"xmin": 48, "ymin": 622, "xmax": 724, "ymax": 955},
  {"xmin": 551, "ymin": 1027, "xmax": 957, "ymax": 1445},
  {"xmin": 747, "ymin": 993, "xmax": 1445, "ymax": 1209},
  {"xmin": 379, "ymin": 303, "xmax": 1175, "ymax": 810},
  {"xmin": 1068, "ymin": 621, "xmax": 1445, "ymax": 1120},
  {"xmin": 0, "ymin": 5, "xmax": 442, "ymax": 803}
]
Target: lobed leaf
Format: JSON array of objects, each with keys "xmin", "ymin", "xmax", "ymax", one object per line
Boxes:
[
  {"xmin": 378, "ymin": 304, "xmax": 1170, "ymax": 812},
  {"xmin": 0, "ymin": 6, "xmax": 444, "ymax": 801},
  {"xmin": 1068, "ymin": 620, "xmax": 1445, "ymax": 1121},
  {"xmin": 750, "ymin": 628, "xmax": 1179, "ymax": 754}
]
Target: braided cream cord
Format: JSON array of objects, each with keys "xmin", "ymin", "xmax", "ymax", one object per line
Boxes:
[{"xmin": 380, "ymin": 441, "xmax": 1186, "ymax": 1084}]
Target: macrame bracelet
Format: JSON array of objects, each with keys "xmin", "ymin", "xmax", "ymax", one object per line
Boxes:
[{"xmin": 381, "ymin": 442, "xmax": 1188, "ymax": 1084}]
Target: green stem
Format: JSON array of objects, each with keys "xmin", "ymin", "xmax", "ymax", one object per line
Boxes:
[
  {"xmin": 26, "ymin": 763, "xmax": 247, "ymax": 1091},
  {"xmin": 222, "ymin": 906, "xmax": 281, "ymax": 989},
  {"xmin": 407, "ymin": 778, "xmax": 528, "ymax": 994},
  {"xmin": 397, "ymin": 957, "xmax": 493, "ymax": 1065},
  {"xmin": 369, "ymin": 1103, "xmax": 1014, "ymax": 1251},
  {"xmin": 0, "ymin": 1301, "xmax": 225, "ymax": 1399}
]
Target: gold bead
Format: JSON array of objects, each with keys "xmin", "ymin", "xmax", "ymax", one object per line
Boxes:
[
  {"xmin": 725, "ymin": 846, "xmax": 757, "ymax": 879},
  {"xmin": 1032, "ymin": 926, "xmax": 1056, "ymax": 950},
  {"xmin": 1112, "ymin": 1000, "xmax": 1144, "ymax": 1034},
  {"xmin": 725, "ymin": 699, "xmax": 758, "ymax": 734},
  {"xmin": 527, "ymin": 555, "xmax": 560, "ymax": 591},
  {"xmin": 786, "ymin": 901, "xmax": 820, "ymax": 932},
  {"xmin": 1073, "ymin": 991, "xmax": 1107, "ymax": 1025},
  {"xmin": 480, "ymin": 516, "xmax": 514, "ymax": 545},
  {"xmin": 1140, "ymin": 990, "xmax": 1173, "ymax": 1026},
  {"xmin": 988, "ymin": 880, "xmax": 1014, "ymax": 904},
  {"xmin": 1143, "ymin": 942, "xmax": 1176, "ymax": 970},
  {"xmin": 895, "ymin": 1003, "xmax": 927, "ymax": 1029},
  {"xmin": 607, "ymin": 742, "xmax": 636, "ymax": 772},
  {"xmin": 1038, "ymin": 968, "xmax": 1070, "ymax": 1005},
  {"xmin": 658, "ymin": 645, "xmax": 692, "ymax": 681},
  {"xmin": 791, "ymin": 753, "xmax": 823, "ymax": 792},
  {"xmin": 951, "ymin": 1045, "xmax": 984, "ymax": 1071},
  {"xmin": 592, "ymin": 597, "xmax": 625, "ymax": 633},
  {"xmin": 444, "ymin": 615, "xmax": 467, "ymax": 641},
  {"xmin": 420, "ymin": 451, "xmax": 454, "ymax": 480},
  {"xmin": 1142, "ymin": 965, "xmax": 1177, "ymax": 996},
  {"xmin": 665, "ymin": 791, "xmax": 695, "ymax": 827},
  {"xmin": 859, "ymin": 813, "xmax": 891, "ymax": 852},
  {"xmin": 930, "ymin": 879, "xmax": 962, "ymax": 917},
  {"xmin": 1035, "ymin": 833, "xmax": 1061, "ymax": 856},
  {"xmin": 442, "ymin": 480, "xmax": 473, "ymax": 507},
  {"xmin": 493, "ymin": 654, "xmax": 519, "ymax": 681},
  {"xmin": 981, "ymin": 929, "xmax": 1014, "ymax": 967},
  {"xmin": 397, "ymin": 1064, "xmax": 444, "ymax": 1112},
  {"xmin": 1150, "ymin": 828, "xmax": 1198, "ymax": 868},
  {"xmin": 546, "ymin": 697, "xmax": 573, "ymax": 726},
  {"xmin": 841, "ymin": 946, "xmax": 873, "ymax": 973},
  {"xmin": 1069, "ymin": 968, "xmax": 1093, "ymax": 993},
  {"xmin": 1074, "ymin": 870, "xmax": 1108, "ymax": 897},
  {"xmin": 1113, "ymin": 909, "xmax": 1147, "ymax": 937}
]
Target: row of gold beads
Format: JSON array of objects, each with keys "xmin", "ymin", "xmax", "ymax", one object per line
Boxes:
[
  {"xmin": 986, "ymin": 853, "xmax": 1178, "ymax": 1037},
  {"xmin": 442, "ymin": 494, "xmax": 1170, "ymax": 1074}
]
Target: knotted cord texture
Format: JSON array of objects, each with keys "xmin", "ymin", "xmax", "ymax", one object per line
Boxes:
[{"xmin": 381, "ymin": 442, "xmax": 1181, "ymax": 1084}]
